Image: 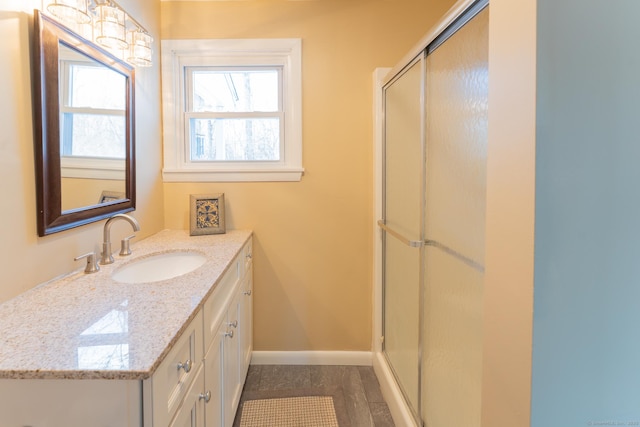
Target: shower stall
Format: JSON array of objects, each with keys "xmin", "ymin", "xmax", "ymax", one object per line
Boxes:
[{"xmin": 375, "ymin": 1, "xmax": 488, "ymax": 426}]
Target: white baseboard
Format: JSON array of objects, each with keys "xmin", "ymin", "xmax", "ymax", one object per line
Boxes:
[
  {"xmin": 373, "ymin": 351, "xmax": 419, "ymax": 427},
  {"xmin": 250, "ymin": 351, "xmax": 373, "ymax": 366}
]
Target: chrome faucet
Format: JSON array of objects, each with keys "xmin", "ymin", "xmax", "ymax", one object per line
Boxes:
[{"xmin": 101, "ymin": 214, "xmax": 140, "ymax": 265}]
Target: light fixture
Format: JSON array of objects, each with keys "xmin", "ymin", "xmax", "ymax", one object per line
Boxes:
[
  {"xmin": 94, "ymin": 4, "xmax": 127, "ymax": 50},
  {"xmin": 46, "ymin": 0, "xmax": 91, "ymax": 25},
  {"xmin": 127, "ymin": 30, "xmax": 153, "ymax": 67},
  {"xmin": 40, "ymin": 0, "xmax": 153, "ymax": 68}
]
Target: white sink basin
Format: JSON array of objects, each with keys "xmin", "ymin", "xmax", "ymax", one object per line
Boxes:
[{"xmin": 112, "ymin": 251, "xmax": 207, "ymax": 284}]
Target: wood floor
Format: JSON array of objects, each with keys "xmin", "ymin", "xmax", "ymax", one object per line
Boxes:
[{"xmin": 233, "ymin": 365, "xmax": 396, "ymax": 427}]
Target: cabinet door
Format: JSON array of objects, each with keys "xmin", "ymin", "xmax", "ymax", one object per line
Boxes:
[
  {"xmin": 224, "ymin": 290, "xmax": 242, "ymax": 427},
  {"xmin": 169, "ymin": 366, "xmax": 205, "ymax": 427},
  {"xmin": 204, "ymin": 322, "xmax": 225, "ymax": 427},
  {"xmin": 240, "ymin": 268, "xmax": 253, "ymax": 380}
]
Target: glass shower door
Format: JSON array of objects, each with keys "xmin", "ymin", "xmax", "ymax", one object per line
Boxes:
[
  {"xmin": 382, "ymin": 55, "xmax": 425, "ymax": 421},
  {"xmin": 380, "ymin": 3, "xmax": 488, "ymax": 426},
  {"xmin": 422, "ymin": 6, "xmax": 489, "ymax": 427}
]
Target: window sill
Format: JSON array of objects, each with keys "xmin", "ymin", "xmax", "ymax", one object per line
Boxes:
[
  {"xmin": 162, "ymin": 167, "xmax": 304, "ymax": 182},
  {"xmin": 61, "ymin": 157, "xmax": 125, "ymax": 180}
]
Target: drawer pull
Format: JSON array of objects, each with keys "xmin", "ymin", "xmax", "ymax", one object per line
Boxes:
[
  {"xmin": 246, "ymin": 253, "xmax": 252, "ymax": 259},
  {"xmin": 199, "ymin": 390, "xmax": 212, "ymax": 403},
  {"xmin": 243, "ymin": 290, "xmax": 252, "ymax": 296},
  {"xmin": 177, "ymin": 359, "xmax": 192, "ymax": 373},
  {"xmin": 225, "ymin": 330, "xmax": 234, "ymax": 338},
  {"xmin": 228, "ymin": 320, "xmax": 238, "ymax": 328}
]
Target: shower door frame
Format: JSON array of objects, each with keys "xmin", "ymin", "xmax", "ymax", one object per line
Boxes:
[{"xmin": 380, "ymin": 51, "xmax": 427, "ymax": 426}]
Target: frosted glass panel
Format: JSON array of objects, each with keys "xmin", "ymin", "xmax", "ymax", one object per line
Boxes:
[
  {"xmin": 384, "ymin": 58, "xmax": 423, "ymax": 239},
  {"xmin": 422, "ymin": 7, "xmax": 488, "ymax": 427},
  {"xmin": 384, "ymin": 237, "xmax": 420, "ymax": 411},
  {"xmin": 422, "ymin": 248, "xmax": 483, "ymax": 427},
  {"xmin": 383, "ymin": 56, "xmax": 424, "ymax": 415},
  {"xmin": 425, "ymin": 7, "xmax": 489, "ymax": 265}
]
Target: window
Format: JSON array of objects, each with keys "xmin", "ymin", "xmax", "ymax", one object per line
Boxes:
[{"xmin": 161, "ymin": 39, "xmax": 303, "ymax": 182}]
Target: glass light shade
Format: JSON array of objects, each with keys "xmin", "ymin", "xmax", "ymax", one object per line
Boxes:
[
  {"xmin": 127, "ymin": 31, "xmax": 153, "ymax": 67},
  {"xmin": 46, "ymin": 0, "xmax": 91, "ymax": 25},
  {"xmin": 94, "ymin": 5, "xmax": 128, "ymax": 50}
]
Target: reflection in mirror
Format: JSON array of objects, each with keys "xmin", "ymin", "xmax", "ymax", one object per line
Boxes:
[
  {"xmin": 58, "ymin": 43, "xmax": 127, "ymax": 212},
  {"xmin": 33, "ymin": 10, "xmax": 136, "ymax": 236}
]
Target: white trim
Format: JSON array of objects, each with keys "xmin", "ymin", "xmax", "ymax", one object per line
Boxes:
[
  {"xmin": 60, "ymin": 157, "xmax": 125, "ymax": 180},
  {"xmin": 373, "ymin": 352, "xmax": 419, "ymax": 427},
  {"xmin": 250, "ymin": 351, "xmax": 372, "ymax": 366},
  {"xmin": 162, "ymin": 168, "xmax": 304, "ymax": 182},
  {"xmin": 373, "ymin": 68, "xmax": 390, "ymax": 354},
  {"xmin": 161, "ymin": 38, "xmax": 303, "ymax": 182}
]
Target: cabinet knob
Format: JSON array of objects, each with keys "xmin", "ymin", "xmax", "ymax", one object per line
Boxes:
[
  {"xmin": 225, "ymin": 330, "xmax": 234, "ymax": 339},
  {"xmin": 243, "ymin": 289, "xmax": 252, "ymax": 296},
  {"xmin": 228, "ymin": 320, "xmax": 238, "ymax": 328},
  {"xmin": 177, "ymin": 359, "xmax": 192, "ymax": 373},
  {"xmin": 199, "ymin": 390, "xmax": 211, "ymax": 403},
  {"xmin": 246, "ymin": 253, "xmax": 252, "ymax": 259}
]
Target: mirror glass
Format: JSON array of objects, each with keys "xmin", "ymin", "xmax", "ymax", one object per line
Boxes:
[
  {"xmin": 58, "ymin": 43, "xmax": 127, "ymax": 212},
  {"xmin": 33, "ymin": 10, "xmax": 136, "ymax": 236}
]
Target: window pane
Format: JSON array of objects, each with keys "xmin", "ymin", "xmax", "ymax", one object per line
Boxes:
[
  {"xmin": 61, "ymin": 113, "xmax": 126, "ymax": 158},
  {"xmin": 192, "ymin": 69, "xmax": 279, "ymax": 113},
  {"xmin": 68, "ymin": 64, "xmax": 126, "ymax": 110},
  {"xmin": 189, "ymin": 118, "xmax": 280, "ymax": 161}
]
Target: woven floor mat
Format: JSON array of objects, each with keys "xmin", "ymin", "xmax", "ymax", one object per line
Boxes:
[
  {"xmin": 239, "ymin": 395, "xmax": 339, "ymax": 427},
  {"xmin": 234, "ymin": 386, "xmax": 349, "ymax": 427}
]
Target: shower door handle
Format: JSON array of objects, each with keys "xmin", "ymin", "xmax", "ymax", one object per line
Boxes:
[{"xmin": 377, "ymin": 220, "xmax": 423, "ymax": 248}]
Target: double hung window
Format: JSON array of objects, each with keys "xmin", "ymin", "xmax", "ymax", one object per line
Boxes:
[{"xmin": 161, "ymin": 39, "xmax": 303, "ymax": 182}]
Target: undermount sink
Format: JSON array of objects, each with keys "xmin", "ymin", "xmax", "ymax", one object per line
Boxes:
[{"xmin": 112, "ymin": 251, "xmax": 207, "ymax": 284}]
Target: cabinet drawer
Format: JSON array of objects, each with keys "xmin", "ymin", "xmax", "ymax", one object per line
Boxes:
[
  {"xmin": 168, "ymin": 365, "xmax": 205, "ymax": 427},
  {"xmin": 243, "ymin": 239, "xmax": 253, "ymax": 273},
  {"xmin": 203, "ymin": 254, "xmax": 241, "ymax": 352},
  {"xmin": 150, "ymin": 310, "xmax": 203, "ymax": 427}
]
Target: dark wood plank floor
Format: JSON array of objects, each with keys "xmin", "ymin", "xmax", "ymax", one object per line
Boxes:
[{"xmin": 234, "ymin": 365, "xmax": 395, "ymax": 427}]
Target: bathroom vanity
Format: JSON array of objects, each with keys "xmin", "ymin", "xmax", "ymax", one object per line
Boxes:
[{"xmin": 0, "ymin": 229, "xmax": 253, "ymax": 427}]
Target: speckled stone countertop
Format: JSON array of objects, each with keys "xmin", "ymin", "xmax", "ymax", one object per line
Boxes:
[{"xmin": 0, "ymin": 229, "xmax": 252, "ymax": 381}]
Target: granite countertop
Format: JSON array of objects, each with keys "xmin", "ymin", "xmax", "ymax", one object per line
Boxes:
[{"xmin": 0, "ymin": 229, "xmax": 252, "ymax": 381}]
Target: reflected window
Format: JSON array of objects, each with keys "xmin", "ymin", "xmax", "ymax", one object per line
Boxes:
[
  {"xmin": 77, "ymin": 300, "xmax": 129, "ymax": 370},
  {"xmin": 80, "ymin": 300, "xmax": 128, "ymax": 335},
  {"xmin": 77, "ymin": 344, "xmax": 129, "ymax": 370},
  {"xmin": 59, "ymin": 49, "xmax": 126, "ymax": 160}
]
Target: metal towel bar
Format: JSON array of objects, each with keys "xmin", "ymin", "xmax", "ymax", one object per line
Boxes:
[
  {"xmin": 377, "ymin": 220, "xmax": 484, "ymax": 273},
  {"xmin": 377, "ymin": 220, "xmax": 423, "ymax": 248}
]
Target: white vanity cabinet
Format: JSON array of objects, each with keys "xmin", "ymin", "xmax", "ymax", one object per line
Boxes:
[
  {"xmin": 201, "ymin": 239, "xmax": 253, "ymax": 427},
  {"xmin": 0, "ymin": 231, "xmax": 253, "ymax": 427},
  {"xmin": 152, "ymin": 237, "xmax": 254, "ymax": 427}
]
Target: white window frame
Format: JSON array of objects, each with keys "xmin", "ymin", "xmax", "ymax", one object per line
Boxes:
[{"xmin": 161, "ymin": 38, "xmax": 303, "ymax": 182}]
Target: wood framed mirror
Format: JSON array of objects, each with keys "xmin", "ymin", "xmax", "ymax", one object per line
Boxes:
[{"xmin": 32, "ymin": 10, "xmax": 136, "ymax": 236}]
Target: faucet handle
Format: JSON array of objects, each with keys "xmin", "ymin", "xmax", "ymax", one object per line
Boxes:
[
  {"xmin": 119, "ymin": 235, "xmax": 136, "ymax": 256},
  {"xmin": 74, "ymin": 252, "xmax": 100, "ymax": 274}
]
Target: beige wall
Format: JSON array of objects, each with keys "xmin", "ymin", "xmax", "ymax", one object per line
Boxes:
[
  {"xmin": 482, "ymin": 0, "xmax": 536, "ymax": 425},
  {"xmin": 0, "ymin": 0, "xmax": 164, "ymax": 303},
  {"xmin": 61, "ymin": 178, "xmax": 126, "ymax": 211},
  {"xmin": 161, "ymin": 0, "xmax": 456, "ymax": 351}
]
